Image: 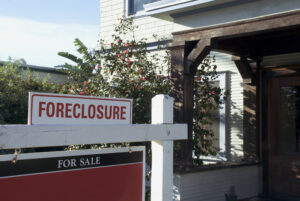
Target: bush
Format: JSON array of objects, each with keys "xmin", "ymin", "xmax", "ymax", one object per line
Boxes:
[{"xmin": 0, "ymin": 61, "xmax": 61, "ymax": 124}]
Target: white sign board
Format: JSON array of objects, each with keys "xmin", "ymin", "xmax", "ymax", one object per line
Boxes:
[{"xmin": 28, "ymin": 92, "xmax": 132, "ymax": 125}]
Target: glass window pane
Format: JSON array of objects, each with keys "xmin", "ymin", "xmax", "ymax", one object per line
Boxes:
[
  {"xmin": 279, "ymin": 86, "xmax": 300, "ymax": 154},
  {"xmin": 129, "ymin": 0, "xmax": 160, "ymax": 14}
]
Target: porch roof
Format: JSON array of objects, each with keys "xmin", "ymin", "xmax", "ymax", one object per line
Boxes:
[
  {"xmin": 169, "ymin": 9, "xmax": 300, "ymax": 73},
  {"xmin": 169, "ymin": 9, "xmax": 300, "ymax": 168}
]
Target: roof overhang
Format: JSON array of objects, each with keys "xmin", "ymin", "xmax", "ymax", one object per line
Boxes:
[
  {"xmin": 144, "ymin": 0, "xmax": 260, "ymax": 18},
  {"xmin": 170, "ymin": 9, "xmax": 300, "ymax": 59}
]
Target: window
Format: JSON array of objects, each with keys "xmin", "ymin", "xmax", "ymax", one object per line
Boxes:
[
  {"xmin": 200, "ymin": 72, "xmax": 227, "ymax": 163},
  {"xmin": 128, "ymin": 0, "xmax": 161, "ymax": 15},
  {"xmin": 279, "ymin": 86, "xmax": 300, "ymax": 154}
]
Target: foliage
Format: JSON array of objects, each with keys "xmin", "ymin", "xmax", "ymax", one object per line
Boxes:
[
  {"xmin": 0, "ymin": 61, "xmax": 61, "ymax": 124},
  {"xmin": 193, "ymin": 55, "xmax": 223, "ymax": 165},
  {"xmin": 58, "ymin": 17, "xmax": 170, "ymax": 124}
]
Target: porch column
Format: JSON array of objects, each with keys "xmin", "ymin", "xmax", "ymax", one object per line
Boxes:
[{"xmin": 169, "ymin": 41, "xmax": 194, "ymax": 167}]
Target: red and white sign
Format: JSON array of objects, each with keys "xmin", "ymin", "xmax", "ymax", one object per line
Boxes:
[
  {"xmin": 0, "ymin": 147, "xmax": 145, "ymax": 201},
  {"xmin": 28, "ymin": 92, "xmax": 132, "ymax": 125}
]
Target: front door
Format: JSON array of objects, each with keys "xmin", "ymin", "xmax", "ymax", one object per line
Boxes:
[{"xmin": 268, "ymin": 75, "xmax": 300, "ymax": 200}]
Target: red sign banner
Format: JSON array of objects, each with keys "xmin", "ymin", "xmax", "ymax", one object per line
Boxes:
[{"xmin": 0, "ymin": 147, "xmax": 145, "ymax": 201}]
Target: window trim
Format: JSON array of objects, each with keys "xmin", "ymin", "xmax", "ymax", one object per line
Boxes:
[{"xmin": 199, "ymin": 72, "xmax": 228, "ymax": 162}]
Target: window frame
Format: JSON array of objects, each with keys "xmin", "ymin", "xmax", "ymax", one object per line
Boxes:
[{"xmin": 199, "ymin": 72, "xmax": 228, "ymax": 163}]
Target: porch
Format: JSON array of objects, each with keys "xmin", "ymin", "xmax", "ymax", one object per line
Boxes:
[{"xmin": 169, "ymin": 9, "xmax": 300, "ymax": 200}]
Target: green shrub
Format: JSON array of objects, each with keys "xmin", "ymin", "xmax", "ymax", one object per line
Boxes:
[{"xmin": 0, "ymin": 61, "xmax": 61, "ymax": 124}]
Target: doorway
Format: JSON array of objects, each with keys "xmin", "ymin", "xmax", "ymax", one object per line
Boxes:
[{"xmin": 268, "ymin": 74, "xmax": 300, "ymax": 200}]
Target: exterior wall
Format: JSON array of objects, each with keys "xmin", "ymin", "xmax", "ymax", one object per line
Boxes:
[
  {"xmin": 174, "ymin": 165, "xmax": 260, "ymax": 201},
  {"xmin": 99, "ymin": 0, "xmax": 300, "ymax": 43},
  {"xmin": 99, "ymin": 0, "xmax": 188, "ymax": 43}
]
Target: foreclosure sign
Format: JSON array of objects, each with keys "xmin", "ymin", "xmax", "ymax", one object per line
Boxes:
[
  {"xmin": 28, "ymin": 92, "xmax": 132, "ymax": 125},
  {"xmin": 0, "ymin": 147, "xmax": 145, "ymax": 201}
]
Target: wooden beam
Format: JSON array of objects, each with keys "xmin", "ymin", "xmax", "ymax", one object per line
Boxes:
[
  {"xmin": 185, "ymin": 39, "xmax": 211, "ymax": 74},
  {"xmin": 169, "ymin": 44, "xmax": 194, "ymax": 167},
  {"xmin": 233, "ymin": 56, "xmax": 255, "ymax": 84},
  {"xmin": 0, "ymin": 124, "xmax": 187, "ymax": 149},
  {"xmin": 172, "ymin": 9, "xmax": 300, "ymax": 42}
]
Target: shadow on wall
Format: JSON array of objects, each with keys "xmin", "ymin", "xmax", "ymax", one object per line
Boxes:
[
  {"xmin": 222, "ymin": 71, "xmax": 257, "ymax": 162},
  {"xmin": 229, "ymin": 81, "xmax": 257, "ymax": 162}
]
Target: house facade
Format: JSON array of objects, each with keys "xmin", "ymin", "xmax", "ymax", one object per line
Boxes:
[{"xmin": 98, "ymin": 0, "xmax": 300, "ymax": 200}]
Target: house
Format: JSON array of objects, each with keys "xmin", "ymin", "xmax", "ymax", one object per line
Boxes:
[
  {"xmin": 0, "ymin": 61, "xmax": 67, "ymax": 84},
  {"xmin": 98, "ymin": 0, "xmax": 300, "ymax": 200}
]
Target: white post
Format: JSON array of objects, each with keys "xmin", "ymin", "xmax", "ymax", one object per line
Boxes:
[{"xmin": 151, "ymin": 95, "xmax": 174, "ymax": 201}]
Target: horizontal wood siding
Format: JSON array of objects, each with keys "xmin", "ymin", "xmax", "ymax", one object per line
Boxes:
[
  {"xmin": 174, "ymin": 165, "xmax": 259, "ymax": 201},
  {"xmin": 212, "ymin": 52, "xmax": 244, "ymax": 160}
]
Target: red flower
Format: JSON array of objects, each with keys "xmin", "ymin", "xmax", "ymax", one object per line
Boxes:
[
  {"xmin": 127, "ymin": 59, "xmax": 131, "ymax": 63},
  {"xmin": 130, "ymin": 42, "xmax": 134, "ymax": 46},
  {"xmin": 79, "ymin": 92, "xmax": 85, "ymax": 95},
  {"xmin": 118, "ymin": 53, "xmax": 122, "ymax": 57},
  {"xmin": 83, "ymin": 81, "xmax": 88, "ymax": 85},
  {"xmin": 97, "ymin": 65, "xmax": 101, "ymax": 69},
  {"xmin": 142, "ymin": 77, "xmax": 146, "ymax": 81},
  {"xmin": 125, "ymin": 43, "xmax": 129, "ymax": 47},
  {"xmin": 69, "ymin": 88, "xmax": 73, "ymax": 91},
  {"xmin": 197, "ymin": 76, "xmax": 201, "ymax": 81},
  {"xmin": 211, "ymin": 91, "xmax": 216, "ymax": 95},
  {"xmin": 124, "ymin": 49, "xmax": 129, "ymax": 54},
  {"xmin": 84, "ymin": 88, "xmax": 87, "ymax": 92},
  {"xmin": 121, "ymin": 57, "xmax": 125, "ymax": 62},
  {"xmin": 126, "ymin": 63, "xmax": 130, "ymax": 67},
  {"xmin": 134, "ymin": 85, "xmax": 138, "ymax": 89}
]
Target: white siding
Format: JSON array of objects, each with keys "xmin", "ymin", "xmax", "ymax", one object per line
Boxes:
[
  {"xmin": 99, "ymin": 0, "xmax": 300, "ymax": 44},
  {"xmin": 174, "ymin": 165, "xmax": 260, "ymax": 201},
  {"xmin": 211, "ymin": 52, "xmax": 244, "ymax": 160}
]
